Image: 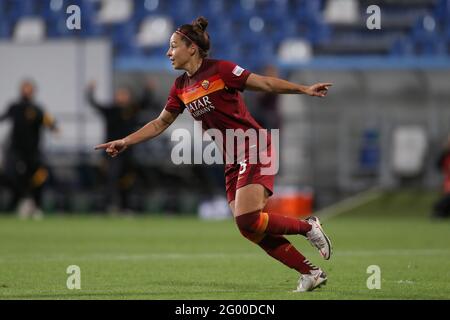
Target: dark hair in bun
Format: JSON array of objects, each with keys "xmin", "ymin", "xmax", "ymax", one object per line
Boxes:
[
  {"xmin": 176, "ymin": 16, "xmax": 210, "ymax": 58},
  {"xmin": 193, "ymin": 16, "xmax": 208, "ymax": 32}
]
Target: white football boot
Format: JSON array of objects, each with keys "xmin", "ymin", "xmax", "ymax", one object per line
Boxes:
[
  {"xmin": 294, "ymin": 269, "xmax": 328, "ymax": 292},
  {"xmin": 305, "ymin": 216, "xmax": 332, "ymax": 260}
]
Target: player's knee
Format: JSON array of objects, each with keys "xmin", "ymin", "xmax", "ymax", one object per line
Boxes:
[
  {"xmin": 238, "ymin": 228, "xmax": 265, "ymax": 244},
  {"xmin": 234, "ymin": 199, "xmax": 266, "ymax": 217},
  {"xmin": 235, "ymin": 210, "xmax": 263, "ymax": 233}
]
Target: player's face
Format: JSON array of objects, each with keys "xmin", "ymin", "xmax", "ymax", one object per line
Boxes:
[{"xmin": 166, "ymin": 33, "xmax": 193, "ymax": 70}]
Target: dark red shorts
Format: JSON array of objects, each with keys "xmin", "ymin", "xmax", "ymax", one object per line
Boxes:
[{"xmin": 224, "ymin": 160, "xmax": 275, "ymax": 203}]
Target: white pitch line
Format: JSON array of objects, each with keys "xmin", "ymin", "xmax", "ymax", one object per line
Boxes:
[
  {"xmin": 315, "ymin": 187, "xmax": 383, "ymax": 221},
  {"xmin": 335, "ymin": 248, "xmax": 450, "ymax": 257},
  {"xmin": 1, "ymin": 248, "xmax": 449, "ymax": 263},
  {"xmin": 0, "ymin": 252, "xmax": 261, "ymax": 263}
]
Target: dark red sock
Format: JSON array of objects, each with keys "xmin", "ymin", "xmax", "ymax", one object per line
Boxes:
[
  {"xmin": 236, "ymin": 211, "xmax": 311, "ymax": 236},
  {"xmin": 265, "ymin": 212, "xmax": 312, "ymax": 235},
  {"xmin": 257, "ymin": 235, "xmax": 317, "ymax": 274}
]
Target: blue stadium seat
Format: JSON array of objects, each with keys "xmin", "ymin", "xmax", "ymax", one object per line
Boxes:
[
  {"xmin": 308, "ymin": 19, "xmax": 331, "ymax": 44},
  {"xmin": 261, "ymin": 0, "xmax": 292, "ymax": 21},
  {"xmin": 410, "ymin": 15, "xmax": 447, "ymax": 55},
  {"xmin": 197, "ymin": 0, "xmax": 228, "ymax": 19},
  {"xmin": 237, "ymin": 18, "xmax": 264, "ymax": 42},
  {"xmin": 269, "ymin": 19, "xmax": 300, "ymax": 44},
  {"xmin": 414, "ymin": 36, "xmax": 446, "ymax": 55},
  {"xmin": 251, "ymin": 41, "xmax": 277, "ymax": 71},
  {"xmin": 219, "ymin": 42, "xmax": 244, "ymax": 63},
  {"xmin": 150, "ymin": 45, "xmax": 168, "ymax": 56},
  {"xmin": 0, "ymin": 0, "xmax": 5, "ymax": 24},
  {"xmin": 110, "ymin": 21, "xmax": 137, "ymax": 46},
  {"xmin": 0, "ymin": 0, "xmax": 7, "ymax": 14},
  {"xmin": 209, "ymin": 41, "xmax": 226, "ymax": 60},
  {"xmin": 79, "ymin": 0, "xmax": 104, "ymax": 36},
  {"xmin": 40, "ymin": 0, "xmax": 64, "ymax": 21},
  {"xmin": 293, "ymin": 0, "xmax": 323, "ymax": 20},
  {"xmin": 0, "ymin": 18, "xmax": 12, "ymax": 39},
  {"xmin": 209, "ymin": 17, "xmax": 234, "ymax": 36},
  {"xmin": 229, "ymin": 0, "xmax": 256, "ymax": 21},
  {"xmin": 208, "ymin": 18, "xmax": 234, "ymax": 49},
  {"xmin": 79, "ymin": 0, "xmax": 99, "ymax": 21},
  {"xmin": 133, "ymin": 0, "xmax": 166, "ymax": 22},
  {"xmin": 115, "ymin": 40, "xmax": 142, "ymax": 57},
  {"xmin": 412, "ymin": 16, "xmax": 435, "ymax": 40},
  {"xmin": 46, "ymin": 16, "xmax": 72, "ymax": 38},
  {"xmin": 80, "ymin": 19, "xmax": 105, "ymax": 37},
  {"xmin": 390, "ymin": 38, "xmax": 414, "ymax": 56},
  {"xmin": 1, "ymin": 0, "xmax": 38, "ymax": 29},
  {"xmin": 446, "ymin": 22, "xmax": 450, "ymax": 41},
  {"xmin": 433, "ymin": 0, "xmax": 450, "ymax": 23},
  {"xmin": 168, "ymin": 0, "xmax": 195, "ymax": 24},
  {"xmin": 7, "ymin": 0, "xmax": 36, "ymax": 19}
]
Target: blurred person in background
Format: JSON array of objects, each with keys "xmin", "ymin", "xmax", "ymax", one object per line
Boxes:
[
  {"xmin": 431, "ymin": 134, "xmax": 450, "ymax": 219},
  {"xmin": 253, "ymin": 64, "xmax": 282, "ymax": 130},
  {"xmin": 87, "ymin": 80, "xmax": 157, "ymax": 214},
  {"xmin": 0, "ymin": 79, "xmax": 59, "ymax": 219}
]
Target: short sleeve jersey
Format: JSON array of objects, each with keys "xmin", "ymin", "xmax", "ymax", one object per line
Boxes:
[{"xmin": 165, "ymin": 59, "xmax": 270, "ymax": 162}]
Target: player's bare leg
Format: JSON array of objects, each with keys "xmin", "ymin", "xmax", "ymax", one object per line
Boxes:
[
  {"xmin": 233, "ymin": 184, "xmax": 269, "ymax": 217},
  {"xmin": 234, "ymin": 184, "xmax": 313, "ymax": 236},
  {"xmin": 230, "ymin": 183, "xmax": 329, "ymax": 291}
]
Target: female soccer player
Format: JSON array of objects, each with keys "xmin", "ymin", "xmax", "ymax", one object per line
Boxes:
[{"xmin": 96, "ymin": 17, "xmax": 333, "ymax": 292}]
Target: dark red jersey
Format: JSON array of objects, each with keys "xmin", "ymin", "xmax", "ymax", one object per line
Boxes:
[{"xmin": 164, "ymin": 59, "xmax": 271, "ymax": 163}]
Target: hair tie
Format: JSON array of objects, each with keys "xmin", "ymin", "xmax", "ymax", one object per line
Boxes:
[{"xmin": 175, "ymin": 30, "xmax": 200, "ymax": 49}]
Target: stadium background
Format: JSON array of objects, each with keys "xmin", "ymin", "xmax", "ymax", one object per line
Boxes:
[{"xmin": 0, "ymin": 0, "xmax": 449, "ymax": 300}]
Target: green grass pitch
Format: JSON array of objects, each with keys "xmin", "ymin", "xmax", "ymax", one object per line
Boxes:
[{"xmin": 0, "ymin": 190, "xmax": 449, "ymax": 299}]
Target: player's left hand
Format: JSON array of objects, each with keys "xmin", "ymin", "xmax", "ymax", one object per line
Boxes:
[{"xmin": 305, "ymin": 83, "xmax": 332, "ymax": 97}]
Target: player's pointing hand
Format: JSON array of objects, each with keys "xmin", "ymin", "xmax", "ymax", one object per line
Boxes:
[
  {"xmin": 305, "ymin": 83, "xmax": 332, "ymax": 97},
  {"xmin": 95, "ymin": 139, "xmax": 127, "ymax": 157}
]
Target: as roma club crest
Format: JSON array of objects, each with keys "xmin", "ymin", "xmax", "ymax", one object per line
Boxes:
[{"xmin": 201, "ymin": 80, "xmax": 210, "ymax": 90}]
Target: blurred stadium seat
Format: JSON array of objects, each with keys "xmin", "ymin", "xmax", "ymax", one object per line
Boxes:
[
  {"xmin": 136, "ymin": 15, "xmax": 173, "ymax": 48},
  {"xmin": 323, "ymin": 0, "xmax": 359, "ymax": 25},
  {"xmin": 97, "ymin": 0, "xmax": 133, "ymax": 24},
  {"xmin": 278, "ymin": 38, "xmax": 312, "ymax": 62},
  {"xmin": 13, "ymin": 17, "xmax": 46, "ymax": 42},
  {"xmin": 391, "ymin": 126, "xmax": 428, "ymax": 178},
  {"xmin": 0, "ymin": 0, "xmax": 448, "ymax": 68}
]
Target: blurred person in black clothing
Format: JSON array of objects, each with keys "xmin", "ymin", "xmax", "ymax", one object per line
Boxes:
[
  {"xmin": 0, "ymin": 79, "xmax": 59, "ymax": 218},
  {"xmin": 253, "ymin": 65, "xmax": 282, "ymax": 130},
  {"xmin": 87, "ymin": 80, "xmax": 157, "ymax": 213},
  {"xmin": 432, "ymin": 135, "xmax": 450, "ymax": 219}
]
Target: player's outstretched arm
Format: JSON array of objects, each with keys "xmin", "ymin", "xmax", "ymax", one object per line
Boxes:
[
  {"xmin": 95, "ymin": 109, "xmax": 178, "ymax": 157},
  {"xmin": 245, "ymin": 73, "xmax": 332, "ymax": 97}
]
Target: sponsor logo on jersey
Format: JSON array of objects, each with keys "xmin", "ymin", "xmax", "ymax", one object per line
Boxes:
[{"xmin": 186, "ymin": 95, "xmax": 216, "ymax": 117}]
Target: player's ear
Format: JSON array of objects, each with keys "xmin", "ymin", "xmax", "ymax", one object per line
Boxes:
[{"xmin": 188, "ymin": 44, "xmax": 198, "ymax": 56}]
